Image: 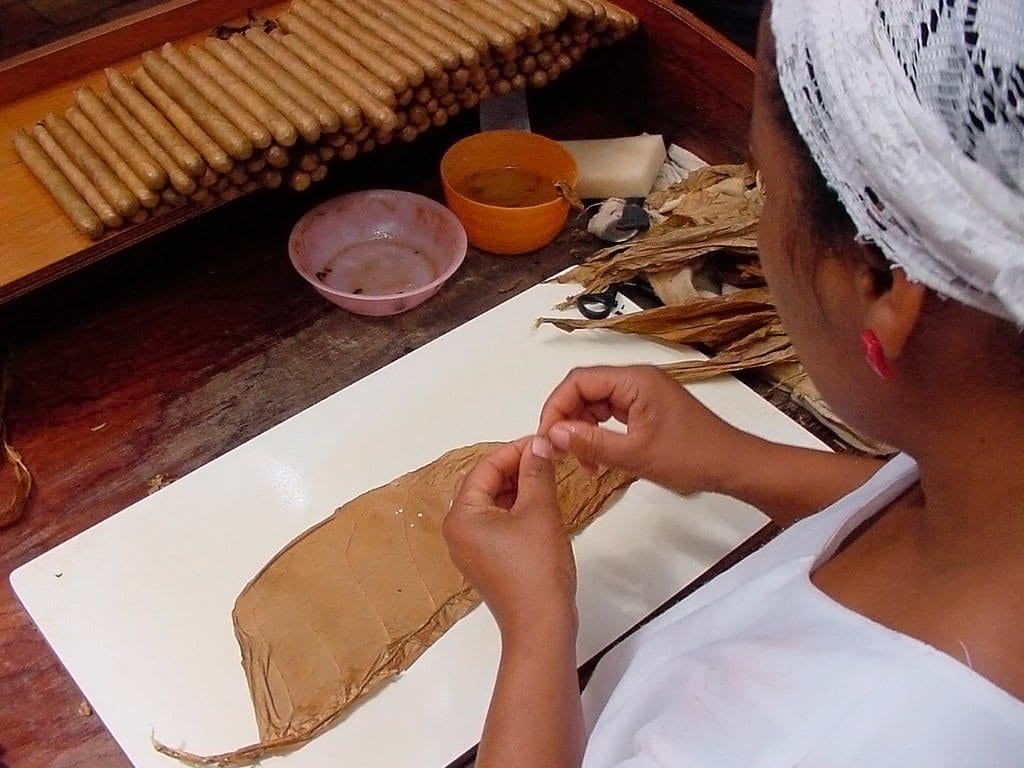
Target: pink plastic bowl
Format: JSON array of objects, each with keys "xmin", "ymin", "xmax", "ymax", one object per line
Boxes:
[{"xmin": 288, "ymin": 189, "xmax": 468, "ymax": 316}]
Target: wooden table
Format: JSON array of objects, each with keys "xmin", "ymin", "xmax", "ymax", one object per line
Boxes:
[{"xmin": 0, "ymin": 4, "xmax": 757, "ymax": 766}]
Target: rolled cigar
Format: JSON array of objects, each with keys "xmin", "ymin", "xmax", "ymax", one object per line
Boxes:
[
  {"xmin": 264, "ymin": 144, "xmax": 290, "ymax": 169},
  {"xmin": 327, "ymin": 132, "xmax": 349, "ymax": 148},
  {"xmin": 536, "ymin": 49, "xmax": 555, "ymax": 69},
  {"xmin": 397, "ymin": 88, "xmax": 414, "ymax": 108},
  {"xmin": 501, "ymin": 60, "xmax": 519, "ymax": 79},
  {"xmin": 352, "ymin": 124, "xmax": 373, "ymax": 142},
  {"xmin": 275, "ymin": 31, "xmax": 398, "ymax": 132},
  {"xmin": 159, "ymin": 186, "xmax": 188, "ymax": 207},
  {"xmin": 375, "ymin": 129, "xmax": 393, "ymax": 145},
  {"xmin": 460, "ymin": 91, "xmax": 480, "ymax": 109},
  {"xmin": 563, "ymin": 0, "xmax": 596, "ymax": 20},
  {"xmin": 529, "ymin": 69, "xmax": 549, "ymax": 88},
  {"xmin": 324, "ymin": 0, "xmax": 444, "ymax": 79},
  {"xmin": 398, "ymin": 124, "xmax": 419, "ymax": 142},
  {"xmin": 244, "ymin": 29, "xmax": 361, "ymax": 133},
  {"xmin": 33, "ymin": 123, "xmax": 122, "ymax": 228},
  {"xmin": 568, "ymin": 44, "xmax": 585, "ymax": 63},
  {"xmin": 203, "ymin": 37, "xmax": 320, "ymax": 144},
  {"xmin": 308, "ymin": 0, "xmax": 424, "ymax": 87},
  {"xmin": 485, "ymin": 65, "xmax": 501, "ymax": 82},
  {"xmin": 128, "ymin": 208, "xmax": 149, "ymax": 225},
  {"xmin": 258, "ymin": 168, "xmax": 283, "ymax": 189},
  {"xmin": 190, "ymin": 187, "xmax": 215, "ymax": 204},
  {"xmin": 12, "ymin": 128, "xmax": 104, "ymax": 239},
  {"xmin": 466, "ymin": 0, "xmax": 536, "ymax": 36},
  {"xmin": 558, "ymin": 31, "xmax": 574, "ymax": 47},
  {"xmin": 432, "ymin": 72, "xmax": 451, "ymax": 97},
  {"xmin": 346, "ymin": 0, "xmax": 463, "ymax": 70},
  {"xmin": 413, "ymin": 1, "xmax": 495, "ymax": 55},
  {"xmin": 439, "ymin": 91, "xmax": 457, "ymax": 107},
  {"xmin": 371, "ymin": 0, "xmax": 480, "ymax": 67},
  {"xmin": 227, "ymin": 165, "xmax": 248, "ymax": 186},
  {"xmin": 219, "ymin": 185, "xmax": 243, "ymax": 202},
  {"xmin": 297, "ymin": 150, "xmax": 319, "ymax": 172},
  {"xmin": 546, "ymin": 60, "xmax": 563, "ymax": 80},
  {"xmin": 160, "ymin": 43, "xmax": 272, "ymax": 150},
  {"xmin": 511, "ymin": 73, "xmax": 528, "ymax": 90},
  {"xmin": 468, "ymin": 67, "xmax": 488, "ymax": 88},
  {"xmin": 293, "ymin": 2, "xmax": 411, "ymax": 92},
  {"xmin": 430, "ymin": 107, "xmax": 449, "ymax": 127},
  {"xmin": 525, "ymin": 36, "xmax": 545, "ymax": 54},
  {"xmin": 434, "ymin": 0, "xmax": 516, "ymax": 52},
  {"xmin": 132, "ymin": 67, "xmax": 234, "ymax": 174},
  {"xmin": 318, "ymin": 145, "xmax": 336, "ymax": 162},
  {"xmin": 556, "ymin": 52, "xmax": 573, "ymax": 72},
  {"xmin": 187, "ymin": 45, "xmax": 298, "ymax": 147},
  {"xmin": 74, "ymin": 86, "xmax": 166, "ymax": 191},
  {"xmin": 310, "ymin": 165, "xmax": 328, "ymax": 183},
  {"xmin": 65, "ymin": 106, "xmax": 159, "ymax": 210},
  {"xmin": 199, "ymin": 167, "xmax": 219, "ymax": 188},
  {"xmin": 446, "ymin": 101, "xmax": 461, "ymax": 117},
  {"xmin": 99, "ymin": 90, "xmax": 197, "ymax": 195},
  {"xmin": 276, "ymin": 12, "xmax": 396, "ymax": 109},
  {"xmin": 407, "ymin": 104, "xmax": 429, "ymax": 127},
  {"xmin": 338, "ymin": 141, "xmax": 358, "ymax": 161},
  {"xmin": 450, "ymin": 67, "xmax": 471, "ymax": 90},
  {"xmin": 518, "ymin": 54, "xmax": 537, "ymax": 75},
  {"xmin": 241, "ymin": 180, "xmax": 260, "ymax": 194},
  {"xmin": 106, "ymin": 68, "xmax": 205, "ymax": 178},
  {"xmin": 288, "ymin": 170, "xmax": 312, "ymax": 192},
  {"xmin": 226, "ymin": 33, "xmax": 340, "ymax": 136},
  {"xmin": 593, "ymin": 0, "xmax": 636, "ymax": 29},
  {"xmin": 530, "ymin": 0, "xmax": 570, "ymax": 15},
  {"xmin": 141, "ymin": 50, "xmax": 253, "ymax": 161},
  {"xmin": 504, "ymin": 0, "xmax": 562, "ymax": 31},
  {"xmin": 492, "ymin": 78, "xmax": 512, "ymax": 96},
  {"xmin": 245, "ymin": 155, "xmax": 267, "ymax": 174},
  {"xmin": 414, "ymin": 85, "xmax": 433, "ymax": 105},
  {"xmin": 359, "ymin": 136, "xmax": 376, "ymax": 153}
]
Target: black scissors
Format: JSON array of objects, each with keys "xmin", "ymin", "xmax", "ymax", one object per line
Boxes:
[{"xmin": 575, "ymin": 280, "xmax": 661, "ymax": 320}]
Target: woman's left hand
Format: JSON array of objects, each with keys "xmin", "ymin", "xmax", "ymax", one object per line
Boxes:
[{"xmin": 443, "ymin": 435, "xmax": 578, "ymax": 642}]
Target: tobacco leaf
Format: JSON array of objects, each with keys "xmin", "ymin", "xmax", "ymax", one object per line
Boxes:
[{"xmin": 155, "ymin": 443, "xmax": 634, "ymax": 766}]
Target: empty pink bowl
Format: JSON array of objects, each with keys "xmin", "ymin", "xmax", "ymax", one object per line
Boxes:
[{"xmin": 288, "ymin": 189, "xmax": 468, "ymax": 316}]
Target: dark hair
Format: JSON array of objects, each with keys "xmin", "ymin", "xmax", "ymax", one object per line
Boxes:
[{"xmin": 755, "ymin": 10, "xmax": 893, "ymax": 289}]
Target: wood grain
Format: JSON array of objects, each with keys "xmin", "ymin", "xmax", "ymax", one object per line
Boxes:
[{"xmin": 0, "ymin": 3, "xmax": 757, "ymax": 766}]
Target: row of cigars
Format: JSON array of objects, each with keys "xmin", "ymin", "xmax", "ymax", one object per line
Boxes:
[{"xmin": 12, "ymin": 0, "xmax": 638, "ymax": 240}]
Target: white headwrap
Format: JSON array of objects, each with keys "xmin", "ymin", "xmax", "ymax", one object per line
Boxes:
[{"xmin": 771, "ymin": 0, "xmax": 1024, "ymax": 325}]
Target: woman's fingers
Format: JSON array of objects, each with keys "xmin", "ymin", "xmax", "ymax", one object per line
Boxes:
[
  {"xmin": 455, "ymin": 438, "xmax": 529, "ymax": 510},
  {"xmin": 538, "ymin": 366, "xmax": 642, "ymax": 435}
]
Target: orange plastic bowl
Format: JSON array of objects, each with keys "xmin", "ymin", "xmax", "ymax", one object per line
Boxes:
[{"xmin": 440, "ymin": 130, "xmax": 578, "ymax": 255}]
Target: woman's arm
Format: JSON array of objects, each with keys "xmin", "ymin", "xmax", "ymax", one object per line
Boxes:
[
  {"xmin": 539, "ymin": 365, "xmax": 884, "ymax": 526},
  {"xmin": 444, "ymin": 437, "xmax": 586, "ymax": 768}
]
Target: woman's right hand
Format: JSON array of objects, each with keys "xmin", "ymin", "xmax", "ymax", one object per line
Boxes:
[{"xmin": 538, "ymin": 365, "xmax": 754, "ymax": 497}]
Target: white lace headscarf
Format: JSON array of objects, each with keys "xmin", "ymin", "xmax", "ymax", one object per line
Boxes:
[{"xmin": 771, "ymin": 0, "xmax": 1024, "ymax": 325}]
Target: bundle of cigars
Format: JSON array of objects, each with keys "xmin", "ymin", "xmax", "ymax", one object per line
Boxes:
[{"xmin": 12, "ymin": 0, "xmax": 638, "ymax": 241}]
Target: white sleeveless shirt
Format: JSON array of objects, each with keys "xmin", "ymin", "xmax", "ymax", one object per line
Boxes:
[{"xmin": 582, "ymin": 454, "xmax": 1024, "ymax": 766}]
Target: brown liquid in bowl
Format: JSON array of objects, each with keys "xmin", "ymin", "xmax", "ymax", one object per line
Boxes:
[{"xmin": 459, "ymin": 167, "xmax": 560, "ymax": 208}]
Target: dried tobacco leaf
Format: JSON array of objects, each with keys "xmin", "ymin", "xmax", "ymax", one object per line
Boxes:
[{"xmin": 155, "ymin": 443, "xmax": 634, "ymax": 766}]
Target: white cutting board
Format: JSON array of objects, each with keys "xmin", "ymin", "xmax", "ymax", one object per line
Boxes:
[{"xmin": 12, "ymin": 279, "xmax": 826, "ymax": 767}]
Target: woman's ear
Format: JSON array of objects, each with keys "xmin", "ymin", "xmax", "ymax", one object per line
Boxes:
[{"xmin": 863, "ymin": 268, "xmax": 927, "ymax": 361}]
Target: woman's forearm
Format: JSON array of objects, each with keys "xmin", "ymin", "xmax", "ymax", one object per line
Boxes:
[
  {"xmin": 475, "ymin": 614, "xmax": 585, "ymax": 768},
  {"xmin": 714, "ymin": 435, "xmax": 885, "ymax": 525}
]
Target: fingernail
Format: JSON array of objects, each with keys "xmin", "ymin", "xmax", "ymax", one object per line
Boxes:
[
  {"xmin": 532, "ymin": 435, "xmax": 552, "ymax": 459},
  {"xmin": 548, "ymin": 424, "xmax": 572, "ymax": 451}
]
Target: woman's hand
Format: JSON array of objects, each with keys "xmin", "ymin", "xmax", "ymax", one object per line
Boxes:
[
  {"xmin": 443, "ymin": 435, "xmax": 577, "ymax": 641},
  {"xmin": 538, "ymin": 364, "xmax": 750, "ymax": 497}
]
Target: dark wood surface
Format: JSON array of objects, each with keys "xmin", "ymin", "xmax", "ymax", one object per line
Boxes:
[{"xmin": 0, "ymin": 4, "xmax": 757, "ymax": 766}]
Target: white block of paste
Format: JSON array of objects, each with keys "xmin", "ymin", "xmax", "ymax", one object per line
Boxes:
[{"xmin": 559, "ymin": 134, "xmax": 668, "ymax": 199}]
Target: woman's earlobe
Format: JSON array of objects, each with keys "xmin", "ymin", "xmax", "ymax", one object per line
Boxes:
[{"xmin": 863, "ymin": 269, "xmax": 927, "ymax": 362}]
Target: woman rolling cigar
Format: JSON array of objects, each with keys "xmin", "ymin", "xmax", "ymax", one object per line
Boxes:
[{"xmin": 444, "ymin": 1, "xmax": 1024, "ymax": 766}]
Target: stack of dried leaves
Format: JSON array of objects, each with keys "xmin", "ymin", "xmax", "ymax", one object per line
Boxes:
[{"xmin": 542, "ymin": 162, "xmax": 894, "ymax": 456}]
